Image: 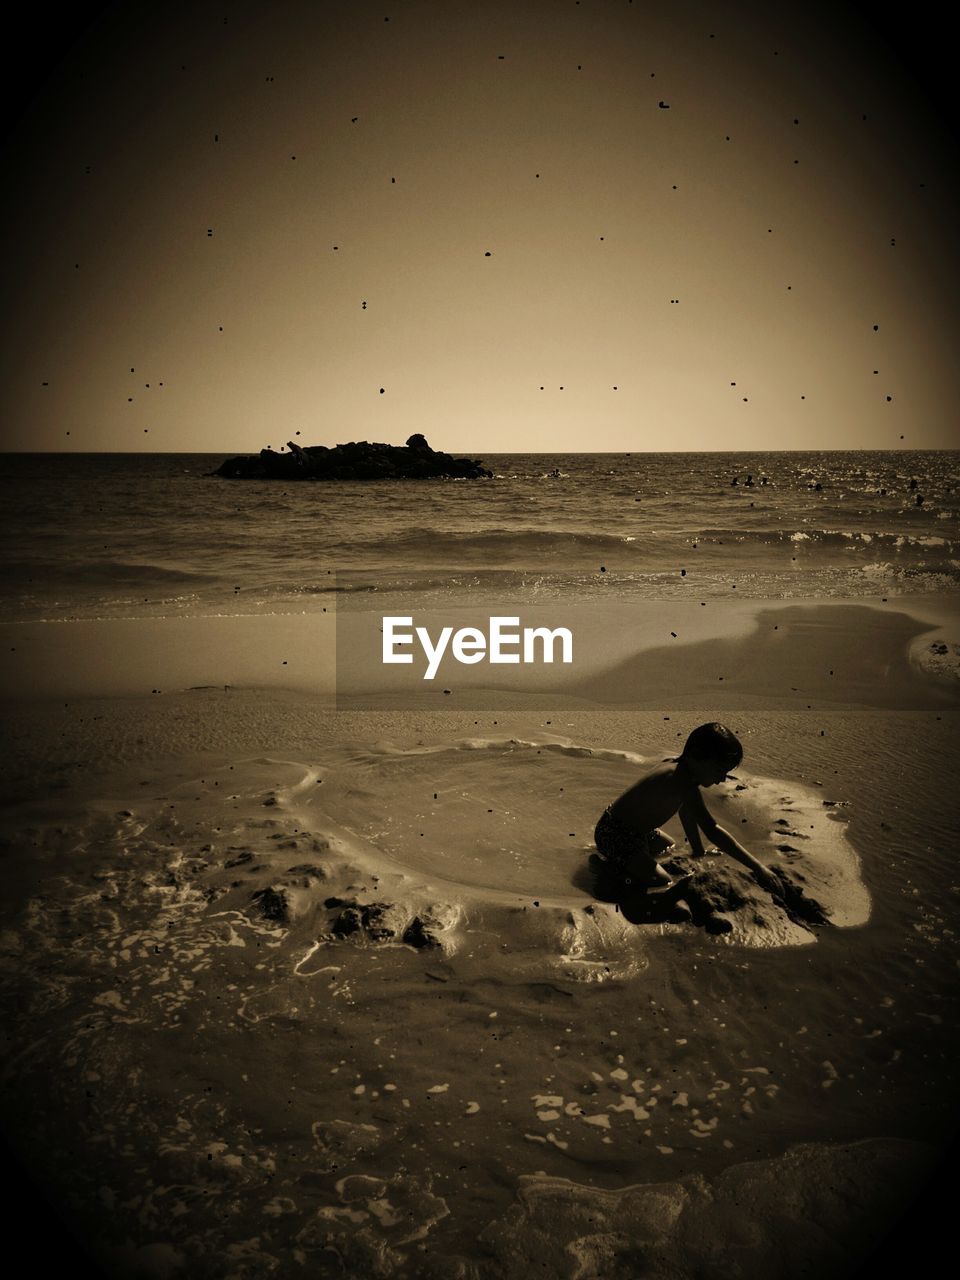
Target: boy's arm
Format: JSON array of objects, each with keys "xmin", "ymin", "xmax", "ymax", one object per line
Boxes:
[
  {"xmin": 684, "ymin": 790, "xmax": 778, "ymax": 890},
  {"xmin": 678, "ymin": 803, "xmax": 706, "ymax": 856}
]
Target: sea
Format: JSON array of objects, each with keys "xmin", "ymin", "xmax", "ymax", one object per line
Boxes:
[{"xmin": 1, "ymin": 449, "xmax": 957, "ymax": 622}]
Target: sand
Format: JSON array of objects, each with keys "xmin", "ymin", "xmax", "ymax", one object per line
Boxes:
[{"xmin": 1, "ymin": 596, "xmax": 958, "ymax": 1278}]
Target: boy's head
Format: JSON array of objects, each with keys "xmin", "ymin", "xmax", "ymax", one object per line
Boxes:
[{"xmin": 680, "ymin": 722, "xmax": 743, "ymax": 786}]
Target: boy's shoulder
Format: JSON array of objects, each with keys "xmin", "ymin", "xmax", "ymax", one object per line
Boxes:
[
  {"xmin": 631, "ymin": 759, "xmax": 679, "ymax": 791},
  {"xmin": 635, "ymin": 758, "xmax": 687, "ymax": 801},
  {"xmin": 650, "ymin": 757, "xmax": 685, "ymax": 785},
  {"xmin": 650, "ymin": 756, "xmax": 680, "ymax": 775}
]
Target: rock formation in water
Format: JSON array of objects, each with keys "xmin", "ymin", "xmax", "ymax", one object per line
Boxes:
[{"xmin": 212, "ymin": 434, "xmax": 492, "ymax": 480}]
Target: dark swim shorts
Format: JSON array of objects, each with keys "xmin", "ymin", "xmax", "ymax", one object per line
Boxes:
[{"xmin": 592, "ymin": 808, "xmax": 674, "ymax": 886}]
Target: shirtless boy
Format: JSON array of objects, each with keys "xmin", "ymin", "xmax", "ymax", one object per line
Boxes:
[{"xmin": 592, "ymin": 722, "xmax": 778, "ymax": 903}]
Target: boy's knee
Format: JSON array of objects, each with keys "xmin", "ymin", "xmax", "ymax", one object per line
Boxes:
[{"xmin": 649, "ymin": 829, "xmax": 673, "ymax": 856}]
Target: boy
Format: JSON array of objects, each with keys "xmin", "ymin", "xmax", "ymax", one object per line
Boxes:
[{"xmin": 592, "ymin": 722, "xmax": 779, "ymax": 903}]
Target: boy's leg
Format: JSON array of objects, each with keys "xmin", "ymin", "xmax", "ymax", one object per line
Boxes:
[
  {"xmin": 592, "ymin": 821, "xmax": 693, "ymax": 911},
  {"xmin": 622, "ymin": 830, "xmax": 677, "ymax": 887}
]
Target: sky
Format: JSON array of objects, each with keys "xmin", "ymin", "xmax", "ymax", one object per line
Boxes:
[{"xmin": 1, "ymin": 0, "xmax": 957, "ymax": 453}]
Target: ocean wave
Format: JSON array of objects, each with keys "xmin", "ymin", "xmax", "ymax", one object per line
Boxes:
[
  {"xmin": 344, "ymin": 526, "xmax": 645, "ymax": 556},
  {"xmin": 695, "ymin": 527, "xmax": 957, "ymax": 553},
  {"xmin": 859, "ymin": 562, "xmax": 960, "ymax": 590},
  {"xmin": 342, "ymin": 523, "xmax": 956, "ymax": 561},
  {"xmin": 1, "ymin": 558, "xmax": 216, "ymax": 586}
]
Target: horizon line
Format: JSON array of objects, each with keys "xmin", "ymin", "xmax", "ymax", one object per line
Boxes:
[{"xmin": 1, "ymin": 446, "xmax": 957, "ymax": 457}]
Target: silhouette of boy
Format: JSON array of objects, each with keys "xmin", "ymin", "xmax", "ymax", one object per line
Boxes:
[{"xmin": 592, "ymin": 722, "xmax": 779, "ymax": 906}]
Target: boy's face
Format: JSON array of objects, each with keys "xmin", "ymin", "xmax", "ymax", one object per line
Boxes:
[{"xmin": 689, "ymin": 755, "xmax": 733, "ymax": 787}]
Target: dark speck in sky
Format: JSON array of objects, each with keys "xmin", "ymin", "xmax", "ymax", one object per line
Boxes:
[{"xmin": 4, "ymin": 0, "xmax": 954, "ymax": 454}]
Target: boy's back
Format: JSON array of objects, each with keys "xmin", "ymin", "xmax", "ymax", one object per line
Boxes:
[{"xmin": 608, "ymin": 760, "xmax": 691, "ymax": 835}]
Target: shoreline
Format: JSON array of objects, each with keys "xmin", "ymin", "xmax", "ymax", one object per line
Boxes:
[{"xmin": 2, "ymin": 593, "xmax": 958, "ymax": 705}]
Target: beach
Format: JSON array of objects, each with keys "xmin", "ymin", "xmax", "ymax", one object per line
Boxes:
[
  {"xmin": 4, "ymin": 0, "xmax": 958, "ymax": 1264},
  {"xmin": 2, "ymin": 582, "xmax": 958, "ymax": 1278}
]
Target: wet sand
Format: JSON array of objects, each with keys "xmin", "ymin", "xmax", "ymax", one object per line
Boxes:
[
  {"xmin": 1, "ymin": 597, "xmax": 958, "ymax": 1277},
  {"xmin": 5, "ymin": 593, "xmax": 957, "ymax": 705}
]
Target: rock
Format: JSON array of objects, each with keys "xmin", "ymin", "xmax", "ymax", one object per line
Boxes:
[
  {"xmin": 211, "ymin": 436, "xmax": 492, "ymax": 481},
  {"xmin": 250, "ymin": 886, "xmax": 289, "ymax": 923},
  {"xmin": 282, "ymin": 863, "xmax": 327, "ymax": 882},
  {"xmin": 327, "ymin": 898, "xmax": 458, "ymax": 948},
  {"xmin": 403, "ymin": 916, "xmax": 442, "ymax": 949},
  {"xmin": 331, "ymin": 905, "xmax": 365, "ymax": 937},
  {"xmin": 704, "ymin": 912, "xmax": 734, "ymax": 934},
  {"xmin": 360, "ymin": 902, "xmax": 400, "ymax": 941},
  {"xmin": 330, "ymin": 900, "xmax": 404, "ymax": 941}
]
